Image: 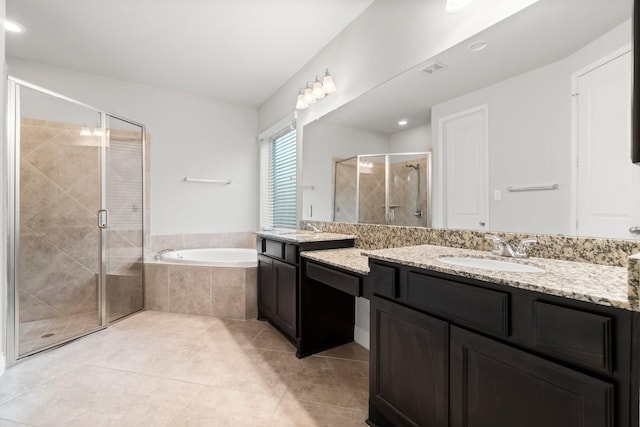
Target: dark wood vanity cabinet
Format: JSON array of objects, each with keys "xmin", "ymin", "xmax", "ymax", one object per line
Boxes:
[
  {"xmin": 368, "ymin": 260, "xmax": 639, "ymax": 427},
  {"xmin": 256, "ymin": 236, "xmax": 355, "ymax": 350}
]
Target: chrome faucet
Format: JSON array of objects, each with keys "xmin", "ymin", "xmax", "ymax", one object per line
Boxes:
[{"xmin": 485, "ymin": 235, "xmax": 537, "ymax": 258}]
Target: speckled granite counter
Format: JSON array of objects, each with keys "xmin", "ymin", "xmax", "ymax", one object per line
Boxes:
[
  {"xmin": 301, "ymin": 248, "xmax": 370, "ymax": 275},
  {"xmin": 363, "ymin": 244, "xmax": 636, "ymax": 311},
  {"xmin": 256, "ymin": 230, "xmax": 356, "ymax": 244}
]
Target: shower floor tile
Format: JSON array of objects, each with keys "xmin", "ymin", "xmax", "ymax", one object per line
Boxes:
[
  {"xmin": 0, "ymin": 310, "xmax": 369, "ymax": 426},
  {"xmin": 18, "ymin": 312, "xmax": 101, "ymax": 355}
]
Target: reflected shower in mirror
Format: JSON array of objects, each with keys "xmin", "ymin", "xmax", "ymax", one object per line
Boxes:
[
  {"xmin": 301, "ymin": 0, "xmax": 637, "ymax": 239},
  {"xmin": 333, "ymin": 152, "xmax": 432, "ymax": 227}
]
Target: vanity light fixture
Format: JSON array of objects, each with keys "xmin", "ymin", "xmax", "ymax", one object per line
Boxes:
[
  {"xmin": 295, "ymin": 69, "xmax": 337, "ymax": 110},
  {"xmin": 322, "ymin": 69, "xmax": 337, "ymax": 94},
  {"xmin": 445, "ymin": 0, "xmax": 475, "ymax": 13},
  {"xmin": 398, "ymin": 119, "xmax": 408, "ymax": 126},
  {"xmin": 303, "ymin": 83, "xmax": 316, "ymax": 104},
  {"xmin": 296, "ymin": 89, "xmax": 309, "ymax": 110},
  {"xmin": 4, "ymin": 20, "xmax": 25, "ymax": 33},
  {"xmin": 311, "ymin": 76, "xmax": 326, "ymax": 100}
]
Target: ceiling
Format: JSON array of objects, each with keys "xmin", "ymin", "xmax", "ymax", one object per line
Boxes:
[
  {"xmin": 322, "ymin": 0, "xmax": 632, "ymax": 134},
  {"xmin": 5, "ymin": 0, "xmax": 374, "ymax": 107}
]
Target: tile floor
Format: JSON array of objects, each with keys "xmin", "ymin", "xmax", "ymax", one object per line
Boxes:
[
  {"xmin": 0, "ymin": 310, "xmax": 370, "ymax": 426},
  {"xmin": 18, "ymin": 313, "xmax": 101, "ymax": 356}
]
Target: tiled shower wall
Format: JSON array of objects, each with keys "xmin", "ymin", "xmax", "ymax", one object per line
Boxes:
[
  {"xmin": 18, "ymin": 119, "xmax": 146, "ymax": 323},
  {"xmin": 334, "ymin": 157, "xmax": 429, "ymax": 227},
  {"xmin": 19, "ymin": 119, "xmax": 101, "ymax": 322}
]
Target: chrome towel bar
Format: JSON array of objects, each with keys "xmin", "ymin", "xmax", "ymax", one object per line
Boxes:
[
  {"xmin": 183, "ymin": 177, "xmax": 232, "ymax": 184},
  {"xmin": 506, "ymin": 184, "xmax": 558, "ymax": 192}
]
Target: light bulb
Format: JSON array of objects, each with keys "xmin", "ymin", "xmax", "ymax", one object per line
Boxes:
[
  {"xmin": 80, "ymin": 126, "xmax": 92, "ymax": 136},
  {"xmin": 322, "ymin": 69, "xmax": 337, "ymax": 94},
  {"xmin": 311, "ymin": 77, "xmax": 326, "ymax": 100},
  {"xmin": 445, "ymin": 0, "xmax": 475, "ymax": 13},
  {"xmin": 296, "ymin": 90, "xmax": 309, "ymax": 110},
  {"xmin": 304, "ymin": 84, "xmax": 316, "ymax": 104},
  {"xmin": 4, "ymin": 20, "xmax": 24, "ymax": 33}
]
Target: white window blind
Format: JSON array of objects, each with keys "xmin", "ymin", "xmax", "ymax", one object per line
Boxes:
[{"xmin": 260, "ymin": 127, "xmax": 296, "ymax": 229}]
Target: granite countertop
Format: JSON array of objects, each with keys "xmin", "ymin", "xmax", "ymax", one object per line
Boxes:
[
  {"xmin": 301, "ymin": 248, "xmax": 370, "ymax": 275},
  {"xmin": 257, "ymin": 230, "xmax": 356, "ymax": 244},
  {"xmin": 363, "ymin": 244, "xmax": 635, "ymax": 311}
]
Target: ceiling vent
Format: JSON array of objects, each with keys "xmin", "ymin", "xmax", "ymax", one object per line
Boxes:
[{"xmin": 421, "ymin": 61, "xmax": 448, "ymax": 75}]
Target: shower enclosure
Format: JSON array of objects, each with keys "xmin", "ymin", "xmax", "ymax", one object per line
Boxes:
[
  {"xmin": 333, "ymin": 152, "xmax": 432, "ymax": 227},
  {"xmin": 6, "ymin": 78, "xmax": 145, "ymax": 363}
]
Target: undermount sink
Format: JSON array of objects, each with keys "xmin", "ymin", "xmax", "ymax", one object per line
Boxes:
[{"xmin": 438, "ymin": 256, "xmax": 545, "ymax": 273}]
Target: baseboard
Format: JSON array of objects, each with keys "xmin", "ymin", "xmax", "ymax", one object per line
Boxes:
[{"xmin": 354, "ymin": 325, "xmax": 370, "ymax": 350}]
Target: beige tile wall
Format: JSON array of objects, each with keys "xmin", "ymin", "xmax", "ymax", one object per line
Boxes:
[{"xmin": 144, "ymin": 263, "xmax": 257, "ymax": 320}]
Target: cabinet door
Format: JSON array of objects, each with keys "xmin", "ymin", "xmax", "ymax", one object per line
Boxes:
[
  {"xmin": 450, "ymin": 326, "xmax": 614, "ymax": 427},
  {"xmin": 274, "ymin": 259, "xmax": 297, "ymax": 339},
  {"xmin": 370, "ymin": 297, "xmax": 449, "ymax": 427},
  {"xmin": 257, "ymin": 254, "xmax": 276, "ymax": 317}
]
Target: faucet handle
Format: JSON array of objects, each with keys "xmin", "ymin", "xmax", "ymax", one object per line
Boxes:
[
  {"xmin": 485, "ymin": 234, "xmax": 505, "ymax": 255},
  {"xmin": 515, "ymin": 238, "xmax": 537, "ymax": 258}
]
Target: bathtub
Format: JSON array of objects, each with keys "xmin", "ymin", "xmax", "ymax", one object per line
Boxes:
[
  {"xmin": 145, "ymin": 247, "xmax": 258, "ymax": 319},
  {"xmin": 158, "ymin": 248, "xmax": 257, "ymax": 267}
]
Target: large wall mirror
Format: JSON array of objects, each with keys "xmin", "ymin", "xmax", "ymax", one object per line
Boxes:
[{"xmin": 301, "ymin": 0, "xmax": 638, "ymax": 239}]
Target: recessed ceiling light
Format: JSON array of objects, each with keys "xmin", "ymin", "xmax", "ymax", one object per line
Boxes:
[
  {"xmin": 5, "ymin": 20, "xmax": 25, "ymax": 33},
  {"xmin": 398, "ymin": 119, "xmax": 408, "ymax": 126},
  {"xmin": 467, "ymin": 40, "xmax": 488, "ymax": 52}
]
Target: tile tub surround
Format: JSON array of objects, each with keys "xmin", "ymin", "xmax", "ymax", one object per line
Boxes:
[
  {"xmin": 145, "ymin": 263, "xmax": 257, "ymax": 320},
  {"xmin": 301, "ymin": 221, "xmax": 640, "ymax": 268},
  {"xmin": 364, "ymin": 244, "xmax": 635, "ymax": 311},
  {"xmin": 0, "ymin": 311, "xmax": 369, "ymax": 426}
]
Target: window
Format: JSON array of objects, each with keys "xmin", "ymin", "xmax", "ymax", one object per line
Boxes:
[{"xmin": 260, "ymin": 127, "xmax": 297, "ymax": 229}]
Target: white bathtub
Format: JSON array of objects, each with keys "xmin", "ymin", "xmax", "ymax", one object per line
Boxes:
[{"xmin": 159, "ymin": 248, "xmax": 257, "ymax": 267}]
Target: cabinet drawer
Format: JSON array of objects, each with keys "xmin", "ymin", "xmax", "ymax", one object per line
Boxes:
[
  {"xmin": 264, "ymin": 239, "xmax": 285, "ymax": 259},
  {"xmin": 406, "ymin": 272, "xmax": 510, "ymax": 337},
  {"xmin": 532, "ymin": 301, "xmax": 613, "ymax": 374},
  {"xmin": 371, "ymin": 263, "xmax": 398, "ymax": 299},
  {"xmin": 306, "ymin": 262, "xmax": 361, "ymax": 296}
]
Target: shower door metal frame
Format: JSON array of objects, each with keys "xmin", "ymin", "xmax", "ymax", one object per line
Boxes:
[{"xmin": 5, "ymin": 77, "xmax": 146, "ymax": 366}]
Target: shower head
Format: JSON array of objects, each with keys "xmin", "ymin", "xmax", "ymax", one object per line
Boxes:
[{"xmin": 405, "ymin": 163, "xmax": 420, "ymax": 170}]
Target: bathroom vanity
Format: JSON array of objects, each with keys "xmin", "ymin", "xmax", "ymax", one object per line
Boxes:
[
  {"xmin": 363, "ymin": 245, "xmax": 639, "ymax": 427},
  {"xmin": 255, "ymin": 231, "xmax": 356, "ymax": 357}
]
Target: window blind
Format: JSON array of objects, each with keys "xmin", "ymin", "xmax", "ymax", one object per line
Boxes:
[{"xmin": 260, "ymin": 127, "xmax": 296, "ymax": 229}]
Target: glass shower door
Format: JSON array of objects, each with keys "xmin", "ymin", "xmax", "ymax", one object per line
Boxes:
[
  {"xmin": 105, "ymin": 115, "xmax": 145, "ymax": 322},
  {"xmin": 13, "ymin": 84, "xmax": 105, "ymax": 357}
]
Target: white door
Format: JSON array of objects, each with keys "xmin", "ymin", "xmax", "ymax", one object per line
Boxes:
[
  {"xmin": 575, "ymin": 49, "xmax": 640, "ymax": 239},
  {"xmin": 440, "ymin": 106, "xmax": 488, "ymax": 230}
]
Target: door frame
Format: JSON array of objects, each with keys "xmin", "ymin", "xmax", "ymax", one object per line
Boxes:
[
  {"xmin": 570, "ymin": 44, "xmax": 632, "ymax": 236},
  {"xmin": 435, "ymin": 104, "xmax": 489, "ymax": 230},
  {"xmin": 5, "ymin": 77, "xmax": 146, "ymax": 366}
]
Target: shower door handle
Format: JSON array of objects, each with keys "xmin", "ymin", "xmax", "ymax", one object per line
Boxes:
[{"xmin": 97, "ymin": 209, "xmax": 109, "ymax": 229}]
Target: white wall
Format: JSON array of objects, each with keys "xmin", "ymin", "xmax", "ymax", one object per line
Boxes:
[
  {"xmin": 431, "ymin": 20, "xmax": 631, "ymax": 235},
  {"xmin": 258, "ymin": 0, "xmax": 538, "ymax": 133},
  {"xmin": 389, "ymin": 124, "xmax": 431, "ymax": 153},
  {"xmin": 7, "ymin": 58, "xmax": 258, "ymax": 236},
  {"xmin": 302, "ymin": 120, "xmax": 389, "ymax": 221}
]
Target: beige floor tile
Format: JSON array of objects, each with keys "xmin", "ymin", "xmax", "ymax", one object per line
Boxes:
[
  {"xmin": 198, "ymin": 318, "xmax": 267, "ymax": 348},
  {"xmin": 274, "ymin": 397, "xmax": 369, "ymax": 427},
  {"xmin": 168, "ymin": 409, "xmax": 272, "ymax": 427},
  {"xmin": 0, "ymin": 365, "xmax": 202, "ymax": 427},
  {"xmin": 250, "ymin": 326, "xmax": 297, "ymax": 352},
  {"xmin": 315, "ymin": 342, "xmax": 369, "ymax": 362},
  {"xmin": 0, "ymin": 419, "xmax": 33, "ymax": 427},
  {"xmin": 208, "ymin": 348, "xmax": 303, "ymax": 398},
  {"xmin": 178, "ymin": 386, "xmax": 282, "ymax": 421},
  {"xmin": 109, "ymin": 310, "xmax": 219, "ymax": 340}
]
